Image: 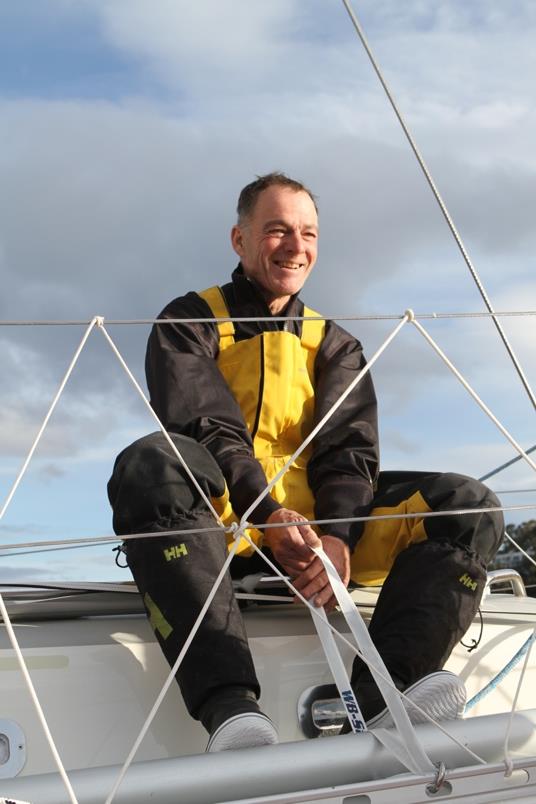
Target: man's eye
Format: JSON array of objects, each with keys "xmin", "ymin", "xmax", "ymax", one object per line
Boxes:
[
  {"xmin": 303, "ymin": 231, "xmax": 317, "ymax": 240},
  {"xmin": 268, "ymin": 228, "xmax": 286, "ymax": 236}
]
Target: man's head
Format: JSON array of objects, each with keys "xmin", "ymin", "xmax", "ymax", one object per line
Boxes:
[{"xmin": 231, "ymin": 172, "xmax": 318, "ymax": 314}]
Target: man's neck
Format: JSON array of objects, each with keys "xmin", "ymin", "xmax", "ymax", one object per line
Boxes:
[{"xmin": 243, "ymin": 275, "xmax": 292, "ymax": 315}]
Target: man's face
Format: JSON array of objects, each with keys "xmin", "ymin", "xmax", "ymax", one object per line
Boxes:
[{"xmin": 231, "ymin": 186, "xmax": 318, "ymax": 313}]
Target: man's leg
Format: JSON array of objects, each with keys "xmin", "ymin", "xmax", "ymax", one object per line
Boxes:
[
  {"xmin": 349, "ymin": 471, "xmax": 504, "ymax": 722},
  {"xmin": 107, "ymin": 432, "xmax": 277, "ymax": 749}
]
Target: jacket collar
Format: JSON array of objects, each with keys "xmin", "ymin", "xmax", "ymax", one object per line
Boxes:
[{"xmin": 231, "ymin": 264, "xmax": 302, "ymax": 317}]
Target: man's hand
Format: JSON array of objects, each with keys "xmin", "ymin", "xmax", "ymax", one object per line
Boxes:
[
  {"xmin": 291, "ymin": 534, "xmax": 350, "ymax": 612},
  {"xmin": 263, "ymin": 508, "xmax": 321, "ymax": 575}
]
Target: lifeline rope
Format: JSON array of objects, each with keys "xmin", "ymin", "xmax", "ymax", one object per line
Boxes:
[
  {"xmin": 341, "ymin": 0, "xmax": 536, "ymax": 413},
  {"xmin": 2, "ymin": 308, "xmax": 536, "ymax": 326},
  {"xmin": 0, "ymin": 317, "xmax": 98, "ymax": 523},
  {"xmin": 96, "ymin": 319, "xmax": 223, "ymax": 525},
  {"xmin": 503, "ymin": 629, "xmax": 536, "ymax": 777},
  {"xmin": 2, "ymin": 501, "xmax": 536, "ymax": 558},
  {"xmin": 411, "ymin": 316, "xmax": 536, "ymax": 476},
  {"xmin": 465, "ymin": 632, "xmax": 536, "ymax": 712}
]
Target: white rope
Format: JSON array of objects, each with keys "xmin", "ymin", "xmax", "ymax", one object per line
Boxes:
[
  {"xmin": 239, "ymin": 313, "xmax": 410, "ymax": 525},
  {"xmin": 505, "ymin": 532, "xmax": 536, "ymax": 569},
  {"xmin": 341, "ymin": 0, "xmax": 536, "ymax": 412},
  {"xmin": 0, "ymin": 593, "xmax": 79, "ymax": 804},
  {"xmin": 96, "ymin": 319, "xmax": 223, "ymax": 525},
  {"xmin": 0, "ymin": 526, "xmax": 221, "ymax": 553},
  {"xmin": 411, "ymin": 317, "xmax": 536, "ymax": 475},
  {"xmin": 3, "ymin": 502, "xmax": 536, "ymax": 558},
  {"xmin": 503, "ymin": 628, "xmax": 536, "ymax": 777},
  {"xmin": 2, "ymin": 309, "xmax": 536, "ymax": 326},
  {"xmin": 104, "ymin": 530, "xmax": 242, "ymax": 804},
  {"xmin": 0, "ymin": 317, "xmax": 98, "ymax": 522}
]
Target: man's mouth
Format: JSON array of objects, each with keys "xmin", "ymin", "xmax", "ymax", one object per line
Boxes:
[{"xmin": 273, "ymin": 261, "xmax": 304, "ymax": 271}]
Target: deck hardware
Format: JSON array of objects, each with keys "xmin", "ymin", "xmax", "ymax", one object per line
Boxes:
[{"xmin": 0, "ymin": 721, "xmax": 26, "ymax": 779}]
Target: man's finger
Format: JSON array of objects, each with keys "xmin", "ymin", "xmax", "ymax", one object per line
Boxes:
[
  {"xmin": 294, "ymin": 569, "xmax": 331, "ymax": 601},
  {"xmin": 284, "ymin": 559, "xmax": 311, "ymax": 574},
  {"xmin": 297, "ymin": 522, "xmax": 322, "ymax": 549},
  {"xmin": 291, "ymin": 557, "xmax": 324, "ymax": 590}
]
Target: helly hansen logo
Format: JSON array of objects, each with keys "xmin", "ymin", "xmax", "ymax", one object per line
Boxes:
[
  {"xmin": 341, "ymin": 689, "xmax": 366, "ymax": 733},
  {"xmin": 163, "ymin": 543, "xmax": 188, "ymax": 562},
  {"xmin": 459, "ymin": 572, "xmax": 478, "ymax": 592}
]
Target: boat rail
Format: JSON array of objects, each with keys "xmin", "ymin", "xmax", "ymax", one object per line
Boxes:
[{"xmin": 486, "ymin": 569, "xmax": 527, "ymax": 598}]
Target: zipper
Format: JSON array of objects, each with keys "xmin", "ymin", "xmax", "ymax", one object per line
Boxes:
[{"xmin": 250, "ymin": 335, "xmax": 265, "ymax": 441}]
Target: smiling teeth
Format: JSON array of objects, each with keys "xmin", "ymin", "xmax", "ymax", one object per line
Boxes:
[{"xmin": 277, "ymin": 262, "xmax": 302, "ymax": 269}]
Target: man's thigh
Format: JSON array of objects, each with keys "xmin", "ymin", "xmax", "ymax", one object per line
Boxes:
[{"xmin": 350, "ymin": 470, "xmax": 502, "ymax": 585}]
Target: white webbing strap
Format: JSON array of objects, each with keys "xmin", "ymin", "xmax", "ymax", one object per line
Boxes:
[
  {"xmin": 311, "ymin": 604, "xmax": 366, "ymax": 733},
  {"xmin": 311, "ymin": 546, "xmax": 435, "ymax": 775}
]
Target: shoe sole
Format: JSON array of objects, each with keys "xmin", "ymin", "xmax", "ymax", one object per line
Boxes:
[
  {"xmin": 206, "ymin": 712, "xmax": 278, "ymax": 752},
  {"xmin": 367, "ymin": 670, "xmax": 466, "ymax": 730}
]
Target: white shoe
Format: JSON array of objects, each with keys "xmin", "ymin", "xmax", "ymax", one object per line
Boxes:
[
  {"xmin": 206, "ymin": 712, "xmax": 278, "ymax": 752},
  {"xmin": 367, "ymin": 670, "xmax": 466, "ymax": 730}
]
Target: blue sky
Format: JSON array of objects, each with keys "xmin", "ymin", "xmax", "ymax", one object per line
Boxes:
[{"xmin": 1, "ymin": 0, "xmax": 536, "ymax": 582}]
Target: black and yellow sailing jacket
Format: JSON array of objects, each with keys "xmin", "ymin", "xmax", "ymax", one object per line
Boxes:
[{"xmin": 146, "ymin": 266, "xmax": 379, "ymax": 553}]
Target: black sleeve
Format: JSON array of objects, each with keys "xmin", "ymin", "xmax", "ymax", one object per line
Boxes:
[
  {"xmin": 307, "ymin": 320, "xmax": 379, "ymax": 549},
  {"xmin": 145, "ymin": 293, "xmax": 280, "ymax": 524}
]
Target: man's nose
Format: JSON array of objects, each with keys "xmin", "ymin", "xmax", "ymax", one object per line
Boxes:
[{"xmin": 284, "ymin": 229, "xmax": 305, "ymax": 252}]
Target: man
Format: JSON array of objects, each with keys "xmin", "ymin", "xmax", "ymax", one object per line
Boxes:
[{"xmin": 108, "ymin": 172, "xmax": 503, "ymax": 751}]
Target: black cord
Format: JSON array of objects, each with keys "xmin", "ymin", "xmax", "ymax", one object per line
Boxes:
[{"xmin": 460, "ymin": 607, "xmax": 483, "ymax": 652}]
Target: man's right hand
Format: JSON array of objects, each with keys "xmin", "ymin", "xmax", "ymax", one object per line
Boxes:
[{"xmin": 263, "ymin": 508, "xmax": 321, "ymax": 575}]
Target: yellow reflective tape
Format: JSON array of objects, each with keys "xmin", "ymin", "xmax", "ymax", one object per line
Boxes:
[{"xmin": 144, "ymin": 593, "xmax": 173, "ymax": 640}]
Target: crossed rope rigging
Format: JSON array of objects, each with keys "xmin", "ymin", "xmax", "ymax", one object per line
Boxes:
[{"xmin": 1, "ymin": 306, "xmax": 535, "ymax": 802}]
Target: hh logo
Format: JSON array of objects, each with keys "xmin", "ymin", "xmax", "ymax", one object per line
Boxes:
[
  {"xmin": 163, "ymin": 543, "xmax": 188, "ymax": 562},
  {"xmin": 459, "ymin": 572, "xmax": 478, "ymax": 592}
]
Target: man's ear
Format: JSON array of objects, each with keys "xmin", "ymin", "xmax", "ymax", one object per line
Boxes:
[{"xmin": 231, "ymin": 225, "xmax": 244, "ymax": 257}]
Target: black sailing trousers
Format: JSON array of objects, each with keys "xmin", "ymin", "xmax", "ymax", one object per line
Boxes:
[{"xmin": 107, "ymin": 432, "xmax": 504, "ymax": 718}]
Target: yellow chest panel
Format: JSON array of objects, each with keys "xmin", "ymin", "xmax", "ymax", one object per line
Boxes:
[{"xmin": 198, "ymin": 286, "xmax": 325, "ymax": 552}]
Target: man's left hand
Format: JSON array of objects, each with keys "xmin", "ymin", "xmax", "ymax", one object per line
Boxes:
[{"xmin": 291, "ymin": 534, "xmax": 350, "ymax": 612}]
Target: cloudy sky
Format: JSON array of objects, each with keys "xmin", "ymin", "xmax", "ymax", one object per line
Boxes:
[{"xmin": 1, "ymin": 0, "xmax": 536, "ymax": 582}]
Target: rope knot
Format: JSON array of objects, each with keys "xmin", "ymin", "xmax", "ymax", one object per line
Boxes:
[
  {"xmin": 94, "ymin": 316, "xmax": 105, "ymax": 328},
  {"xmin": 426, "ymin": 761, "xmax": 447, "ymax": 794},
  {"xmin": 504, "ymin": 757, "xmax": 514, "ymax": 778},
  {"xmin": 225, "ymin": 522, "xmax": 246, "ymax": 541}
]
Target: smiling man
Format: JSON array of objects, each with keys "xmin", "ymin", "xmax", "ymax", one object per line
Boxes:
[
  {"xmin": 108, "ymin": 173, "xmax": 503, "ymax": 751},
  {"xmin": 230, "ymin": 181, "xmax": 318, "ymax": 312}
]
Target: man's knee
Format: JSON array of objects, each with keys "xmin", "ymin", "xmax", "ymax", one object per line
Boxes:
[
  {"xmin": 424, "ymin": 472, "xmax": 504, "ymax": 563},
  {"xmin": 107, "ymin": 432, "xmax": 225, "ymax": 535}
]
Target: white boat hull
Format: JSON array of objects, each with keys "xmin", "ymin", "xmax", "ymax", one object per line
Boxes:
[{"xmin": 1, "ymin": 583, "xmax": 536, "ymax": 802}]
